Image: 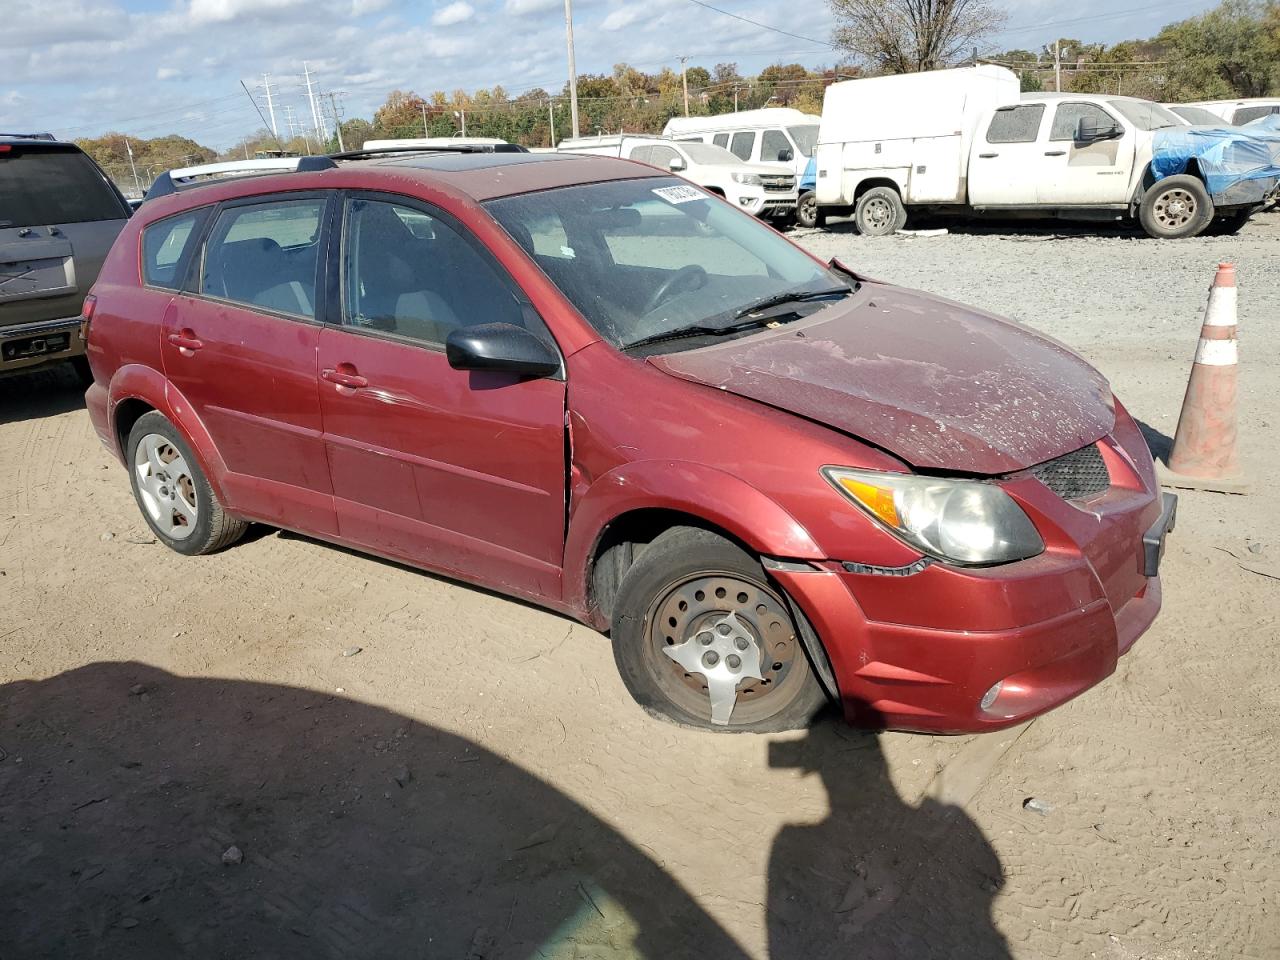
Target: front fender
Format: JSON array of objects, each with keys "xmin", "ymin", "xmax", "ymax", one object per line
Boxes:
[
  {"xmin": 107, "ymin": 365, "xmax": 230, "ymax": 504},
  {"xmin": 562, "ymin": 459, "xmax": 826, "ymax": 616}
]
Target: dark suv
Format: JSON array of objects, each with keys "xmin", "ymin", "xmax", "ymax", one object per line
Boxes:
[{"xmin": 0, "ymin": 134, "xmax": 131, "ymax": 381}]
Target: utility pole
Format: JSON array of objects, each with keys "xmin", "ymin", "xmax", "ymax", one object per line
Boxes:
[
  {"xmin": 733, "ymin": 85, "xmax": 739, "ymax": 112},
  {"xmin": 422, "ymin": 104, "xmax": 429, "ymax": 137},
  {"xmin": 326, "ymin": 92, "xmax": 345, "ymax": 151},
  {"xmin": 262, "ymin": 73, "xmax": 278, "ymax": 138},
  {"xmin": 456, "ymin": 109, "xmax": 466, "ymax": 136},
  {"xmin": 124, "ymin": 138, "xmax": 141, "ymax": 196},
  {"xmin": 547, "ymin": 98, "xmax": 556, "ymax": 147},
  {"xmin": 303, "ymin": 61, "xmax": 326, "ymax": 142},
  {"xmin": 680, "ymin": 56, "xmax": 690, "ymax": 116},
  {"xmin": 563, "ymin": 0, "xmax": 579, "ymax": 138},
  {"xmin": 1054, "ymin": 40, "xmax": 1062, "ymax": 92}
]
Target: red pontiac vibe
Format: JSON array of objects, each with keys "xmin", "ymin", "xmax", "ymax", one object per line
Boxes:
[{"xmin": 82, "ymin": 150, "xmax": 1176, "ymax": 733}]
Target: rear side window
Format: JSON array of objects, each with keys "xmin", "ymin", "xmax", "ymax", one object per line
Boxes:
[
  {"xmin": 1050, "ymin": 103, "xmax": 1116, "ymax": 141},
  {"xmin": 142, "ymin": 210, "xmax": 204, "ymax": 290},
  {"xmin": 985, "ymin": 104, "xmax": 1046, "ymax": 143},
  {"xmin": 761, "ymin": 129, "xmax": 791, "ymax": 161},
  {"xmin": 200, "ymin": 198, "xmax": 325, "ymax": 319},
  {"xmin": 0, "ymin": 147, "xmax": 128, "ymax": 229},
  {"xmin": 712, "ymin": 133, "xmax": 730, "ymax": 148},
  {"xmin": 729, "ymin": 131, "xmax": 755, "ymax": 161},
  {"xmin": 1233, "ymin": 105, "xmax": 1278, "ymax": 124}
]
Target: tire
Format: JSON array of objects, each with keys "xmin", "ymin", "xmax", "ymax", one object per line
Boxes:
[
  {"xmin": 611, "ymin": 526, "xmax": 828, "ymax": 733},
  {"xmin": 1204, "ymin": 211, "xmax": 1251, "ymax": 236},
  {"xmin": 1139, "ymin": 175, "xmax": 1213, "ymax": 239},
  {"xmin": 69, "ymin": 355, "xmax": 94, "ymax": 387},
  {"xmin": 126, "ymin": 411, "xmax": 247, "ymax": 556},
  {"xmin": 854, "ymin": 186, "xmax": 906, "ymax": 236},
  {"xmin": 797, "ymin": 191, "xmax": 825, "ymax": 229}
]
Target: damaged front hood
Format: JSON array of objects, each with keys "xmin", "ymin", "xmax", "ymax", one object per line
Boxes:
[{"xmin": 649, "ymin": 284, "xmax": 1114, "ymax": 474}]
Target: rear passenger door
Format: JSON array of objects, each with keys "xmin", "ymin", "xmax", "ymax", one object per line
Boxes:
[
  {"xmin": 967, "ymin": 103, "xmax": 1047, "ymax": 206},
  {"xmin": 316, "ymin": 193, "xmax": 567, "ymax": 599},
  {"xmin": 162, "ymin": 193, "xmax": 337, "ymax": 535}
]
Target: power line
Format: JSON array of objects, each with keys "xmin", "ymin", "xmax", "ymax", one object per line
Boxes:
[
  {"xmin": 678, "ymin": 0, "xmax": 835, "ymax": 48},
  {"xmin": 996, "ymin": 0, "xmax": 1210, "ymax": 39}
]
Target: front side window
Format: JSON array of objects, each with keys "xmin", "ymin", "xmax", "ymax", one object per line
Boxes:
[
  {"xmin": 761, "ymin": 129, "xmax": 792, "ymax": 161},
  {"xmin": 985, "ymin": 104, "xmax": 1045, "ymax": 143},
  {"xmin": 487, "ymin": 177, "xmax": 844, "ymax": 352},
  {"xmin": 647, "ymin": 145, "xmax": 680, "ymax": 169},
  {"xmin": 626, "ymin": 145, "xmax": 653, "ymax": 164},
  {"xmin": 1050, "ymin": 103, "xmax": 1117, "ymax": 141},
  {"xmin": 200, "ymin": 198, "xmax": 324, "ymax": 318},
  {"xmin": 342, "ymin": 198, "xmax": 524, "ymax": 346},
  {"xmin": 729, "ymin": 131, "xmax": 755, "ymax": 161},
  {"xmin": 787, "ymin": 124, "xmax": 819, "ymax": 157},
  {"xmin": 142, "ymin": 209, "xmax": 204, "ymax": 290}
]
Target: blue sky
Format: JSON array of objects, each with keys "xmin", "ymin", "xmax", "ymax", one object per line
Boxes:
[{"xmin": 4, "ymin": 0, "xmax": 1222, "ymax": 149}]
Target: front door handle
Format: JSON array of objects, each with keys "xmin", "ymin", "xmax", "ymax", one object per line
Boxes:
[
  {"xmin": 322, "ymin": 366, "xmax": 368, "ymax": 390},
  {"xmin": 1044, "ymin": 150, "xmax": 1066, "ymax": 156},
  {"xmin": 167, "ymin": 329, "xmax": 203, "ymax": 353},
  {"xmin": 977, "ymin": 152, "xmax": 998, "ymax": 159}
]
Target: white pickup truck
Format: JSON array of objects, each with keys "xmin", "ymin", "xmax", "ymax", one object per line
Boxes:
[{"xmin": 814, "ymin": 65, "xmax": 1271, "ymax": 238}]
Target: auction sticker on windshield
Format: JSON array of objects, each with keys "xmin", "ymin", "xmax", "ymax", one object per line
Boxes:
[{"xmin": 652, "ymin": 185, "xmax": 704, "ymax": 204}]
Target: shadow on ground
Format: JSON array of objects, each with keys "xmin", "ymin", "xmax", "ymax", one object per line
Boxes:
[
  {"xmin": 1, "ymin": 663, "xmax": 1010, "ymax": 959},
  {"xmin": 0, "ymin": 364, "xmax": 86, "ymax": 426},
  {"xmin": 813, "ymin": 214, "xmax": 1147, "ymax": 241}
]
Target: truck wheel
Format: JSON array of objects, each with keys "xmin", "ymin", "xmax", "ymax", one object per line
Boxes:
[
  {"xmin": 797, "ymin": 191, "xmax": 825, "ymax": 229},
  {"xmin": 1139, "ymin": 176, "xmax": 1213, "ymax": 239},
  {"xmin": 854, "ymin": 187, "xmax": 906, "ymax": 236},
  {"xmin": 610, "ymin": 526, "xmax": 827, "ymax": 732}
]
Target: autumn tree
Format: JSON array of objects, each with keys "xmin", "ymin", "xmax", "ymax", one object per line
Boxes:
[{"xmin": 829, "ymin": 0, "xmax": 1007, "ymax": 72}]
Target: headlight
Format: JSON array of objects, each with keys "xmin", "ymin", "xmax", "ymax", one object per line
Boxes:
[
  {"xmin": 731, "ymin": 173, "xmax": 762, "ymax": 185},
  {"xmin": 822, "ymin": 467, "xmax": 1044, "ymax": 566}
]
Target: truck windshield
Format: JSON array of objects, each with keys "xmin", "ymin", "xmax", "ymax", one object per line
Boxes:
[
  {"xmin": 678, "ymin": 142, "xmax": 747, "ymax": 166},
  {"xmin": 1108, "ymin": 100, "xmax": 1182, "ymax": 131},
  {"xmin": 787, "ymin": 125, "xmax": 819, "ymax": 157},
  {"xmin": 485, "ymin": 177, "xmax": 845, "ymax": 352}
]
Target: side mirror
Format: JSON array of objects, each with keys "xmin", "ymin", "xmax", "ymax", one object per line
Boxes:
[
  {"xmin": 668, "ymin": 156, "xmax": 687, "ymax": 172},
  {"xmin": 778, "ymin": 148, "xmax": 794, "ymax": 162},
  {"xmin": 445, "ymin": 323, "xmax": 560, "ymax": 378},
  {"xmin": 1077, "ymin": 118, "xmax": 1123, "ymax": 142}
]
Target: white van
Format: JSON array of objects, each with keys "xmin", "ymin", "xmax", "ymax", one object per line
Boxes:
[
  {"xmin": 1183, "ymin": 99, "xmax": 1280, "ymax": 126},
  {"xmin": 662, "ymin": 108, "xmax": 820, "ymax": 181},
  {"xmin": 556, "ymin": 135, "xmax": 797, "ymax": 218}
]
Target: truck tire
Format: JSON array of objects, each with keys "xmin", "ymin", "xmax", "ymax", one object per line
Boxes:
[
  {"xmin": 854, "ymin": 187, "xmax": 906, "ymax": 236},
  {"xmin": 1139, "ymin": 176, "xmax": 1213, "ymax": 239},
  {"xmin": 797, "ymin": 191, "xmax": 825, "ymax": 229}
]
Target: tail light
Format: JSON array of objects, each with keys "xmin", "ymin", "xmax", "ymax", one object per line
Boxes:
[{"xmin": 79, "ymin": 294, "xmax": 97, "ymax": 343}]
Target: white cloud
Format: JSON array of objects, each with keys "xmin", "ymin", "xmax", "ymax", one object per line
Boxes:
[
  {"xmin": 187, "ymin": 0, "xmax": 309, "ymax": 25},
  {"xmin": 599, "ymin": 6, "xmax": 642, "ymax": 31},
  {"xmin": 431, "ymin": 0, "xmax": 474, "ymax": 26},
  {"xmin": 156, "ymin": 67, "xmax": 182, "ymax": 81},
  {"xmin": 503, "ymin": 0, "xmax": 560, "ymax": 16},
  {"xmin": 351, "ymin": 0, "xmax": 393, "ymax": 12}
]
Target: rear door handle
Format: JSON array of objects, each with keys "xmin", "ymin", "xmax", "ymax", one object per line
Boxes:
[
  {"xmin": 977, "ymin": 152, "xmax": 998, "ymax": 159},
  {"xmin": 1044, "ymin": 150, "xmax": 1066, "ymax": 156},
  {"xmin": 166, "ymin": 330, "xmax": 203, "ymax": 352},
  {"xmin": 322, "ymin": 367, "xmax": 368, "ymax": 389}
]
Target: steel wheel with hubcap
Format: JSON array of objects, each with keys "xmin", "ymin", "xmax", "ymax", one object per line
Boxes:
[
  {"xmin": 854, "ymin": 186, "xmax": 906, "ymax": 237},
  {"xmin": 797, "ymin": 191, "xmax": 824, "ymax": 229},
  {"xmin": 611, "ymin": 526, "xmax": 828, "ymax": 732},
  {"xmin": 126, "ymin": 411, "xmax": 248, "ymax": 556},
  {"xmin": 1139, "ymin": 175, "xmax": 1213, "ymax": 239}
]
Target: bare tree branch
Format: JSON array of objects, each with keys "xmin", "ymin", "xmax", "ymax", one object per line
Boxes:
[{"xmin": 829, "ymin": 0, "xmax": 1008, "ymax": 72}]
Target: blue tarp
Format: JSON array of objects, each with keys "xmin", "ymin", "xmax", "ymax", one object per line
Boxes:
[
  {"xmin": 1244, "ymin": 113, "xmax": 1280, "ymax": 134},
  {"xmin": 1152, "ymin": 125, "xmax": 1280, "ymax": 200}
]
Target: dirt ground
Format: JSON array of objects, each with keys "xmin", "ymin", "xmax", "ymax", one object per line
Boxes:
[{"xmin": 1, "ymin": 211, "xmax": 1278, "ymax": 959}]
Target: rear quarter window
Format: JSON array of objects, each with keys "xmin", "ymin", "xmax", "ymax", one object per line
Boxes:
[
  {"xmin": 986, "ymin": 104, "xmax": 1046, "ymax": 144},
  {"xmin": 0, "ymin": 147, "xmax": 128, "ymax": 229},
  {"xmin": 142, "ymin": 209, "xmax": 206, "ymax": 290}
]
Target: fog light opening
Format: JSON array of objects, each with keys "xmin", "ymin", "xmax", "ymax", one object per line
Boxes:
[{"xmin": 980, "ymin": 680, "xmax": 1004, "ymax": 712}]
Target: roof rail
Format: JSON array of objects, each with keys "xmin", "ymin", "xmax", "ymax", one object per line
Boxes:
[
  {"xmin": 146, "ymin": 155, "xmax": 337, "ymax": 200},
  {"xmin": 0, "ymin": 132, "xmax": 57, "ymax": 141},
  {"xmin": 329, "ymin": 143, "xmax": 530, "ymax": 161}
]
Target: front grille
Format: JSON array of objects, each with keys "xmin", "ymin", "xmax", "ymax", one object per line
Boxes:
[
  {"xmin": 1032, "ymin": 443, "xmax": 1110, "ymax": 501},
  {"xmin": 762, "ymin": 176, "xmax": 795, "ymax": 193}
]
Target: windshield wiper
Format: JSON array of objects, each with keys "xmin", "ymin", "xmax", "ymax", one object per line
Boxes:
[
  {"xmin": 733, "ymin": 285, "xmax": 852, "ymax": 319},
  {"xmin": 621, "ymin": 322, "xmax": 750, "ymax": 352}
]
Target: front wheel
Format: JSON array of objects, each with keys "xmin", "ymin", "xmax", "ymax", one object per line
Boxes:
[
  {"xmin": 854, "ymin": 186, "xmax": 906, "ymax": 236},
  {"xmin": 1139, "ymin": 175, "xmax": 1213, "ymax": 239},
  {"xmin": 796, "ymin": 191, "xmax": 825, "ymax": 229},
  {"xmin": 611, "ymin": 527, "xmax": 828, "ymax": 732}
]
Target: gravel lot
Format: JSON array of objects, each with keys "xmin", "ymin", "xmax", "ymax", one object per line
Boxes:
[{"xmin": 1, "ymin": 210, "xmax": 1277, "ymax": 958}]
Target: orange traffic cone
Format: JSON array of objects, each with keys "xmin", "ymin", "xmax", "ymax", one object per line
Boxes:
[{"xmin": 1158, "ymin": 262, "xmax": 1248, "ymax": 494}]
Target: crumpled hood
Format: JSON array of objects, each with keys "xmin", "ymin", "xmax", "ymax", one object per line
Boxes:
[{"xmin": 649, "ymin": 283, "xmax": 1114, "ymax": 475}]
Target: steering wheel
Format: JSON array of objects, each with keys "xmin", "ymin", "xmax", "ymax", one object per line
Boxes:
[{"xmin": 642, "ymin": 264, "xmax": 708, "ymax": 314}]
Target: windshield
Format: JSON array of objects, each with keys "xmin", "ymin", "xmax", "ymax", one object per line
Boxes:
[
  {"xmin": 486, "ymin": 177, "xmax": 843, "ymax": 351},
  {"xmin": 787, "ymin": 125, "xmax": 819, "ymax": 157},
  {"xmin": 679, "ymin": 142, "xmax": 748, "ymax": 166},
  {"xmin": 1171, "ymin": 105, "xmax": 1227, "ymax": 126},
  {"xmin": 1108, "ymin": 99, "xmax": 1182, "ymax": 131}
]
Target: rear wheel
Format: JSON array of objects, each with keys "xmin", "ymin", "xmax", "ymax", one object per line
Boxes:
[
  {"xmin": 797, "ymin": 191, "xmax": 825, "ymax": 229},
  {"xmin": 854, "ymin": 186, "xmax": 906, "ymax": 236},
  {"xmin": 1139, "ymin": 175, "xmax": 1213, "ymax": 239},
  {"xmin": 611, "ymin": 527, "xmax": 827, "ymax": 732},
  {"xmin": 126, "ymin": 411, "xmax": 247, "ymax": 556}
]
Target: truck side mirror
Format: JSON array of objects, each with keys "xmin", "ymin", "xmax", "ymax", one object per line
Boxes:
[
  {"xmin": 1077, "ymin": 118, "xmax": 1123, "ymax": 143},
  {"xmin": 668, "ymin": 157, "xmax": 687, "ymax": 172},
  {"xmin": 778, "ymin": 148, "xmax": 794, "ymax": 162}
]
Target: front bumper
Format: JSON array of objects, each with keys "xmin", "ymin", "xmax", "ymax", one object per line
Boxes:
[
  {"xmin": 734, "ymin": 189, "xmax": 798, "ymax": 217},
  {"xmin": 0, "ymin": 314, "xmax": 85, "ymax": 373}
]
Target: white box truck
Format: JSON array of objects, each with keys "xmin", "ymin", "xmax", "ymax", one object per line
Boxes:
[{"xmin": 815, "ymin": 65, "xmax": 1270, "ymax": 238}]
